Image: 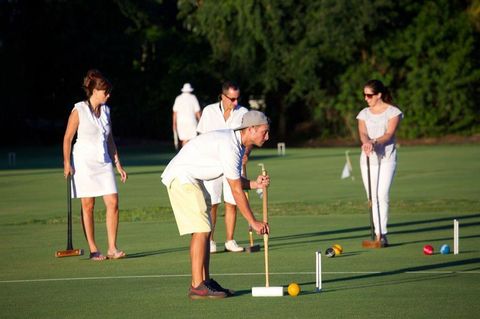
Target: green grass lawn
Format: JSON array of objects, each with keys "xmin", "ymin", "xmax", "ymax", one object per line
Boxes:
[{"xmin": 0, "ymin": 144, "xmax": 479, "ymax": 318}]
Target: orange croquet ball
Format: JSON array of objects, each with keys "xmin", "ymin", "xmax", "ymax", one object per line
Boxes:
[{"xmin": 287, "ymin": 283, "xmax": 301, "ymax": 297}]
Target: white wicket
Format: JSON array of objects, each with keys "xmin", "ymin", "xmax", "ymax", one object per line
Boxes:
[
  {"xmin": 454, "ymin": 219, "xmax": 459, "ymax": 255},
  {"xmin": 277, "ymin": 142, "xmax": 285, "ymax": 156},
  {"xmin": 8, "ymin": 152, "xmax": 16, "ymax": 167},
  {"xmin": 316, "ymin": 251, "xmax": 322, "ymax": 292}
]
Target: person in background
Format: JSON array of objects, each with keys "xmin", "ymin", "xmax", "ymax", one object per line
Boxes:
[
  {"xmin": 161, "ymin": 110, "xmax": 271, "ymax": 299},
  {"xmin": 63, "ymin": 69, "xmax": 127, "ymax": 260},
  {"xmin": 196, "ymin": 81, "xmax": 250, "ymax": 253},
  {"xmin": 172, "ymin": 83, "xmax": 201, "ymax": 148},
  {"xmin": 357, "ymin": 79, "xmax": 403, "ymax": 247}
]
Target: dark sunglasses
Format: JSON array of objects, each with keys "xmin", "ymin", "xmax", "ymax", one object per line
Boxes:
[
  {"xmin": 222, "ymin": 93, "xmax": 239, "ymax": 102},
  {"xmin": 363, "ymin": 93, "xmax": 377, "ymax": 98}
]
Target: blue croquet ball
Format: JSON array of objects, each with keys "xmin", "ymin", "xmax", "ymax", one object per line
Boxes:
[{"xmin": 440, "ymin": 244, "xmax": 450, "ymax": 255}]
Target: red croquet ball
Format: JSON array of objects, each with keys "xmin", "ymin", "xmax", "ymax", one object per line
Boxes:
[{"xmin": 423, "ymin": 245, "xmax": 434, "ymax": 255}]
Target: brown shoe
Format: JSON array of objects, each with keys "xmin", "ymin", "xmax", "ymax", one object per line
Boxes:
[
  {"xmin": 206, "ymin": 278, "xmax": 235, "ymax": 296},
  {"xmin": 188, "ymin": 281, "xmax": 227, "ymax": 300}
]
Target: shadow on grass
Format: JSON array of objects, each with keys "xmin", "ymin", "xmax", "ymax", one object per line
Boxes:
[
  {"xmin": 251, "ymin": 214, "xmax": 480, "ymax": 250},
  {"xmin": 250, "ymin": 150, "xmax": 347, "ymax": 162},
  {"xmin": 299, "ymin": 258, "xmax": 480, "ymax": 292},
  {"xmin": 264, "ymin": 233, "xmax": 480, "ymax": 252},
  {"xmin": 124, "ymin": 246, "xmax": 189, "ymax": 258},
  {"xmin": 301, "ymin": 273, "xmax": 454, "ymax": 294}
]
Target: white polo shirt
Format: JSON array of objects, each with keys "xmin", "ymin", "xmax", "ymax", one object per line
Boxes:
[
  {"xmin": 196, "ymin": 102, "xmax": 248, "ymax": 133},
  {"xmin": 173, "ymin": 93, "xmax": 200, "ymax": 124},
  {"xmin": 161, "ymin": 129, "xmax": 245, "ymax": 186},
  {"xmin": 173, "ymin": 93, "xmax": 201, "ymax": 140}
]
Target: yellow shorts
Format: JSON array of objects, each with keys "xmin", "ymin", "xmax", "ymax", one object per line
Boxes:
[{"xmin": 166, "ymin": 178, "xmax": 211, "ymax": 235}]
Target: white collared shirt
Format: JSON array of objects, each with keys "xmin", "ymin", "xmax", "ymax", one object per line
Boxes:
[
  {"xmin": 161, "ymin": 129, "xmax": 245, "ymax": 186},
  {"xmin": 173, "ymin": 92, "xmax": 200, "ymax": 124},
  {"xmin": 196, "ymin": 102, "xmax": 248, "ymax": 133}
]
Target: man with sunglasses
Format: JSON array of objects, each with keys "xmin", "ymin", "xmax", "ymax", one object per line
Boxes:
[{"xmin": 196, "ymin": 81, "xmax": 249, "ymax": 253}]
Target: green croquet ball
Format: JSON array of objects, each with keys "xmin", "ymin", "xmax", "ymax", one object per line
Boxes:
[
  {"xmin": 287, "ymin": 283, "xmax": 300, "ymax": 297},
  {"xmin": 325, "ymin": 247, "xmax": 336, "ymax": 258}
]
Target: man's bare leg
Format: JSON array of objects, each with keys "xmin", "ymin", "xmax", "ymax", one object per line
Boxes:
[
  {"xmin": 224, "ymin": 202, "xmax": 237, "ymax": 241},
  {"xmin": 191, "ymin": 232, "xmax": 209, "ymax": 287},
  {"xmin": 209, "ymin": 204, "xmax": 219, "ymax": 242}
]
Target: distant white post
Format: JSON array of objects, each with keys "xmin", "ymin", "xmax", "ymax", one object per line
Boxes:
[
  {"xmin": 316, "ymin": 251, "xmax": 322, "ymax": 292},
  {"xmin": 454, "ymin": 219, "xmax": 459, "ymax": 255},
  {"xmin": 8, "ymin": 152, "xmax": 16, "ymax": 167},
  {"xmin": 277, "ymin": 142, "xmax": 285, "ymax": 156}
]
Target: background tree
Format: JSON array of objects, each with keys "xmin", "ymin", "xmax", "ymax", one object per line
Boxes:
[{"xmin": 1, "ymin": 0, "xmax": 478, "ymax": 146}]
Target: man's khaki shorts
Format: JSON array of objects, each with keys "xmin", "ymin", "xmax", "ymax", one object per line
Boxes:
[{"xmin": 166, "ymin": 178, "xmax": 211, "ymax": 235}]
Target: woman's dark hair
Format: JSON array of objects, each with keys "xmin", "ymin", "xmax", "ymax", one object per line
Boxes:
[
  {"xmin": 364, "ymin": 79, "xmax": 393, "ymax": 104},
  {"xmin": 82, "ymin": 69, "xmax": 112, "ymax": 98}
]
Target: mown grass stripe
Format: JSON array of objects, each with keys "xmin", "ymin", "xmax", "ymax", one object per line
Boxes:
[{"xmin": 3, "ymin": 270, "xmax": 479, "ymax": 284}]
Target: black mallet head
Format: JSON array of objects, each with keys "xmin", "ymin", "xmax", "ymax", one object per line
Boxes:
[{"xmin": 245, "ymin": 244, "xmax": 261, "ymax": 253}]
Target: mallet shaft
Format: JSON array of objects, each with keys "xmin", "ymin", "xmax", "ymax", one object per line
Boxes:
[{"xmin": 260, "ymin": 164, "xmax": 269, "ymax": 287}]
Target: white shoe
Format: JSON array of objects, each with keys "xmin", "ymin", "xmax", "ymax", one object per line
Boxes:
[
  {"xmin": 210, "ymin": 240, "xmax": 217, "ymax": 254},
  {"xmin": 224, "ymin": 240, "xmax": 244, "ymax": 252}
]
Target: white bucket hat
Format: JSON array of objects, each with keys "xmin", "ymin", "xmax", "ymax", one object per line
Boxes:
[{"xmin": 181, "ymin": 83, "xmax": 194, "ymax": 93}]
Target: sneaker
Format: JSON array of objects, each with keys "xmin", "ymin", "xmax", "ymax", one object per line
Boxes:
[
  {"xmin": 225, "ymin": 240, "xmax": 244, "ymax": 252},
  {"xmin": 188, "ymin": 281, "xmax": 227, "ymax": 300},
  {"xmin": 380, "ymin": 235, "xmax": 389, "ymax": 247},
  {"xmin": 206, "ymin": 278, "xmax": 235, "ymax": 296},
  {"xmin": 210, "ymin": 240, "xmax": 217, "ymax": 254}
]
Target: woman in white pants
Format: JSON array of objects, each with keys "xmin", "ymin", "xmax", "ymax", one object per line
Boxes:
[{"xmin": 357, "ymin": 80, "xmax": 403, "ymax": 246}]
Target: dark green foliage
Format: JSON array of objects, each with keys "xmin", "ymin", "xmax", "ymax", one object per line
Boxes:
[
  {"xmin": 0, "ymin": 0, "xmax": 478, "ymax": 145},
  {"xmin": 180, "ymin": 0, "xmax": 480, "ymax": 140}
]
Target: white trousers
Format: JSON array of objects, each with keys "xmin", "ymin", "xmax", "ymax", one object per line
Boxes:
[
  {"xmin": 203, "ymin": 176, "xmax": 236, "ymax": 205},
  {"xmin": 360, "ymin": 153, "xmax": 396, "ymax": 236}
]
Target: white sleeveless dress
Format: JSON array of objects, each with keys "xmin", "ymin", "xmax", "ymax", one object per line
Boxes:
[{"xmin": 71, "ymin": 101, "xmax": 117, "ymax": 198}]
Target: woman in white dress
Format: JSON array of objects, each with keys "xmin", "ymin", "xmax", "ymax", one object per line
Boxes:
[
  {"xmin": 63, "ymin": 69, "xmax": 127, "ymax": 260},
  {"xmin": 357, "ymin": 79, "xmax": 403, "ymax": 247}
]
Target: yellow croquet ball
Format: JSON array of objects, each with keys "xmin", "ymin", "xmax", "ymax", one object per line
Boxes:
[
  {"xmin": 333, "ymin": 244, "xmax": 343, "ymax": 254},
  {"xmin": 287, "ymin": 283, "xmax": 301, "ymax": 297},
  {"xmin": 332, "ymin": 246, "xmax": 341, "ymax": 256}
]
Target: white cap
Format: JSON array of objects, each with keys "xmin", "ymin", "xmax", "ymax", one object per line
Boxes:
[{"xmin": 235, "ymin": 110, "xmax": 270, "ymax": 130}]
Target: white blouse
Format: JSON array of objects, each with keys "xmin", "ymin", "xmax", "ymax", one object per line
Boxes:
[{"xmin": 356, "ymin": 105, "xmax": 403, "ymax": 161}]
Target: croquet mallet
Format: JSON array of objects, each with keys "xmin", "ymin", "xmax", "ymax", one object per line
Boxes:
[
  {"xmin": 252, "ymin": 163, "xmax": 283, "ymax": 296},
  {"xmin": 243, "ymin": 163, "xmax": 260, "ymax": 253},
  {"xmin": 55, "ymin": 175, "xmax": 84, "ymax": 257},
  {"xmin": 362, "ymin": 154, "xmax": 382, "ymax": 249}
]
